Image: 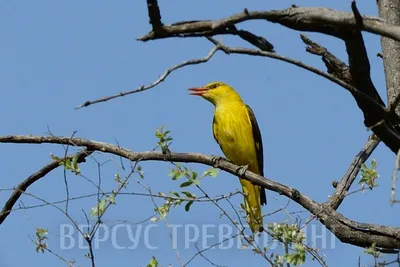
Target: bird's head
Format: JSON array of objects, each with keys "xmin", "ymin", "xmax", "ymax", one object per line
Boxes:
[{"xmin": 188, "ymin": 81, "xmax": 241, "ymax": 105}]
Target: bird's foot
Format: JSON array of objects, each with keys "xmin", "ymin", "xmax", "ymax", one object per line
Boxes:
[
  {"xmin": 236, "ymin": 164, "xmax": 249, "ymax": 177},
  {"xmin": 211, "ymin": 155, "xmax": 225, "ymax": 167}
]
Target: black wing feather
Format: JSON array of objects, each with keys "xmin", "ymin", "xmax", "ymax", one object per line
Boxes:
[{"xmin": 246, "ymin": 105, "xmax": 267, "ymax": 205}]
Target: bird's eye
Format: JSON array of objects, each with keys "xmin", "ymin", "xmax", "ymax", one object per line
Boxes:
[{"xmin": 209, "ymin": 83, "xmax": 219, "ymax": 89}]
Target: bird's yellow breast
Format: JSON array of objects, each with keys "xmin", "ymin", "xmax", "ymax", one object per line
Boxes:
[{"xmin": 213, "ymin": 101, "xmax": 259, "ymax": 172}]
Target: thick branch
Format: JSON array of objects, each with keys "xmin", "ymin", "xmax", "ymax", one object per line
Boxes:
[
  {"xmin": 138, "ymin": 6, "xmax": 400, "ymax": 43},
  {"xmin": 301, "ymin": 34, "xmax": 352, "ymax": 85},
  {"xmin": 0, "ymin": 135, "xmax": 399, "ymax": 250},
  {"xmin": 341, "ymin": 2, "xmax": 400, "ymax": 154},
  {"xmin": 0, "ymin": 149, "xmax": 92, "ymax": 224},
  {"xmin": 301, "ymin": 24, "xmax": 400, "ymax": 155},
  {"xmin": 146, "ymin": 0, "xmax": 164, "ymax": 34},
  {"xmin": 378, "ymin": 0, "xmax": 400, "ymax": 115}
]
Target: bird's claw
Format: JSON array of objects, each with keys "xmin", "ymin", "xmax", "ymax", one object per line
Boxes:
[
  {"xmin": 237, "ymin": 164, "xmax": 249, "ymax": 176},
  {"xmin": 211, "ymin": 155, "xmax": 225, "ymax": 167}
]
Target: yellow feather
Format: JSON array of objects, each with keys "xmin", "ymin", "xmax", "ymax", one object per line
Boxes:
[{"xmin": 190, "ymin": 81, "xmax": 266, "ymax": 233}]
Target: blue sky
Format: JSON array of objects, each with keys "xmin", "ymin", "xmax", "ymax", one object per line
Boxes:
[{"xmin": 0, "ymin": 1, "xmax": 398, "ymax": 266}]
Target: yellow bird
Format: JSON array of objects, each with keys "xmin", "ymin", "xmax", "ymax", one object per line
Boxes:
[{"xmin": 188, "ymin": 81, "xmax": 266, "ymax": 233}]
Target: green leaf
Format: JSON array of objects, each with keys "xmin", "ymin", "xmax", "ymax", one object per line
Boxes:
[
  {"xmin": 364, "ymin": 242, "xmax": 381, "ymax": 258},
  {"xmin": 136, "ymin": 165, "xmax": 145, "ymax": 178},
  {"xmin": 203, "ymin": 167, "xmax": 218, "ymax": 178},
  {"xmin": 155, "ymin": 126, "xmax": 173, "ymax": 154},
  {"xmin": 180, "ymin": 181, "xmax": 193, "ymax": 188},
  {"xmin": 35, "ymin": 228, "xmax": 48, "ymax": 254},
  {"xmin": 147, "ymin": 256, "xmax": 158, "ymax": 267},
  {"xmin": 169, "ymin": 170, "xmax": 182, "ymax": 180},
  {"xmin": 71, "ymin": 155, "xmax": 81, "ymax": 175},
  {"xmin": 50, "ymin": 154, "xmax": 61, "ymax": 161},
  {"xmin": 181, "ymin": 191, "xmax": 195, "ymax": 198},
  {"xmin": 371, "ymin": 159, "xmax": 377, "ymax": 169},
  {"xmin": 155, "ymin": 130, "xmax": 163, "ymax": 139},
  {"xmin": 185, "ymin": 201, "xmax": 194, "ymax": 212},
  {"xmin": 90, "ymin": 199, "xmax": 107, "ymax": 217},
  {"xmin": 108, "ymin": 195, "xmax": 116, "ymax": 205},
  {"xmin": 171, "ymin": 192, "xmax": 180, "ymax": 198},
  {"xmin": 359, "ymin": 159, "xmax": 379, "ymax": 189}
]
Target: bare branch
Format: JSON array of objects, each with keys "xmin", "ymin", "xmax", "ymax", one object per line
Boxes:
[
  {"xmin": 300, "ymin": 34, "xmax": 352, "ymax": 84},
  {"xmin": 1, "ymin": 134, "xmax": 400, "ymax": 250},
  {"xmin": 327, "ymin": 134, "xmax": 380, "ymax": 209},
  {"xmin": 146, "ymin": 0, "xmax": 164, "ymax": 33},
  {"xmin": 75, "ymin": 46, "xmax": 220, "ymax": 109},
  {"xmin": 205, "ymin": 37, "xmax": 392, "ymax": 125},
  {"xmin": 338, "ymin": 1, "xmax": 400, "ymax": 154},
  {"xmin": 138, "ymin": 6, "xmax": 400, "ymax": 43},
  {"xmin": 224, "ymin": 26, "xmax": 274, "ymax": 52},
  {"xmin": 0, "ymin": 149, "xmax": 92, "ymax": 224}
]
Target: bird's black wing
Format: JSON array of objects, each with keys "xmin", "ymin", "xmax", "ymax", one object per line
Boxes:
[{"xmin": 246, "ymin": 105, "xmax": 267, "ymax": 205}]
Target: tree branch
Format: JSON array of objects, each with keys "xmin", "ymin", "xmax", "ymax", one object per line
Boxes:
[
  {"xmin": 0, "ymin": 149, "xmax": 92, "ymax": 224},
  {"xmin": 224, "ymin": 26, "xmax": 275, "ymax": 52},
  {"xmin": 339, "ymin": 1, "xmax": 400, "ymax": 154},
  {"xmin": 76, "ymin": 45, "xmax": 220, "ymax": 109},
  {"xmin": 300, "ymin": 34, "xmax": 352, "ymax": 85},
  {"xmin": 378, "ymin": 0, "xmax": 400, "ymax": 116},
  {"xmin": 0, "ymin": 134, "xmax": 399, "ymax": 250},
  {"xmin": 327, "ymin": 134, "xmax": 380, "ymax": 210},
  {"xmin": 138, "ymin": 6, "xmax": 400, "ymax": 43},
  {"xmin": 146, "ymin": 0, "xmax": 164, "ymax": 34},
  {"xmin": 205, "ymin": 37, "xmax": 392, "ymax": 128}
]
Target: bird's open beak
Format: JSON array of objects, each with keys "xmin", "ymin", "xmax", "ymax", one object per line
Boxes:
[{"xmin": 188, "ymin": 87, "xmax": 209, "ymax": 96}]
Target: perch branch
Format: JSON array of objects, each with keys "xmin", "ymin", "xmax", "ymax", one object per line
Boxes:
[{"xmin": 0, "ymin": 134, "xmax": 399, "ymax": 250}]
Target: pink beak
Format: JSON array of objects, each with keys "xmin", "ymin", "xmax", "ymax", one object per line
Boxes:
[{"xmin": 188, "ymin": 87, "xmax": 209, "ymax": 96}]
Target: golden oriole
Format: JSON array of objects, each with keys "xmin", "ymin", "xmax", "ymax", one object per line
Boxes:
[{"xmin": 188, "ymin": 81, "xmax": 266, "ymax": 233}]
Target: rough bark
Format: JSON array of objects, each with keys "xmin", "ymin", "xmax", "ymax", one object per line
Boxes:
[{"xmin": 378, "ymin": 0, "xmax": 400, "ymax": 115}]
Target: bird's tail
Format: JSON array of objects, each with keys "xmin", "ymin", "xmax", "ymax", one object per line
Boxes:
[{"xmin": 240, "ymin": 179, "xmax": 264, "ymax": 233}]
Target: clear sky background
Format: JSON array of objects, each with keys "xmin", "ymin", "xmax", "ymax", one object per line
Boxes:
[{"xmin": 0, "ymin": 1, "xmax": 399, "ymax": 266}]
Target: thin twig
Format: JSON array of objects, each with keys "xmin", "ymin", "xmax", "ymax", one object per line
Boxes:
[
  {"xmin": 0, "ymin": 149, "xmax": 92, "ymax": 224},
  {"xmin": 138, "ymin": 167, "xmax": 185, "ymax": 267},
  {"xmin": 75, "ymin": 46, "xmax": 220, "ymax": 109}
]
